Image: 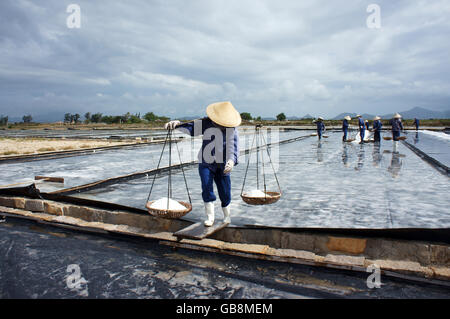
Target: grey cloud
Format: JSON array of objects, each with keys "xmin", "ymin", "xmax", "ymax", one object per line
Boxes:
[{"xmin": 0, "ymin": 0, "xmax": 449, "ymax": 121}]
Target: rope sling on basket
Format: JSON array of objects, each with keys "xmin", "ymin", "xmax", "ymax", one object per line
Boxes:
[
  {"xmin": 241, "ymin": 125, "xmax": 281, "ymax": 205},
  {"xmin": 145, "ymin": 128, "xmax": 192, "ymax": 219}
]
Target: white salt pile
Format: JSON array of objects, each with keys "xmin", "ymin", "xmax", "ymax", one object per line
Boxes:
[
  {"xmin": 149, "ymin": 197, "xmax": 186, "ymax": 211},
  {"xmin": 243, "ymin": 189, "xmax": 270, "ymax": 198}
]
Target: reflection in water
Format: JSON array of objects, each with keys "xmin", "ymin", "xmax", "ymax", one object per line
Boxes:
[
  {"xmin": 414, "ymin": 132, "xmax": 419, "ymax": 144},
  {"xmin": 342, "ymin": 144, "xmax": 349, "ymax": 167},
  {"xmin": 387, "ymin": 143, "xmax": 405, "ymax": 178},
  {"xmin": 372, "ymin": 144, "xmax": 382, "ymax": 167},
  {"xmin": 317, "ymin": 141, "xmax": 323, "ymax": 162},
  {"xmin": 355, "ymin": 144, "xmax": 365, "ymax": 171}
]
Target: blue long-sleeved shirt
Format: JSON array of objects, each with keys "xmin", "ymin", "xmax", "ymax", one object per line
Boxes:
[
  {"xmin": 342, "ymin": 119, "xmax": 349, "ymax": 131},
  {"xmin": 390, "ymin": 118, "xmax": 404, "ymax": 132},
  {"xmin": 176, "ymin": 118, "xmax": 239, "ymax": 169},
  {"xmin": 373, "ymin": 120, "xmax": 382, "ymax": 132},
  {"xmin": 358, "ymin": 118, "xmax": 365, "ymax": 131},
  {"xmin": 316, "ymin": 121, "xmax": 325, "ymax": 133}
]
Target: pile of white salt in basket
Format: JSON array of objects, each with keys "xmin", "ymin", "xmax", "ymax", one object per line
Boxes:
[
  {"xmin": 150, "ymin": 197, "xmax": 186, "ymax": 210},
  {"xmin": 243, "ymin": 189, "xmax": 271, "ymax": 198}
]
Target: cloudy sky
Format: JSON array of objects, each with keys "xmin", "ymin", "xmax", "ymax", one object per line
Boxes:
[{"xmin": 1, "ymin": 0, "xmax": 450, "ymax": 121}]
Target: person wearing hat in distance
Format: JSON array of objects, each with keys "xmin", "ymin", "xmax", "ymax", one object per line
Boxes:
[
  {"xmin": 413, "ymin": 118, "xmax": 420, "ymax": 131},
  {"xmin": 357, "ymin": 115, "xmax": 365, "ymax": 144},
  {"xmin": 342, "ymin": 116, "xmax": 351, "ymax": 142},
  {"xmin": 372, "ymin": 116, "xmax": 382, "ymax": 143},
  {"xmin": 390, "ymin": 113, "xmax": 404, "ymax": 141},
  {"xmin": 316, "ymin": 117, "xmax": 325, "ymax": 140},
  {"xmin": 164, "ymin": 102, "xmax": 241, "ymax": 227}
]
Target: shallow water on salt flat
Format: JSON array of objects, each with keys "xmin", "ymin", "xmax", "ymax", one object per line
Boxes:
[
  {"xmin": 73, "ymin": 132, "xmax": 450, "ymax": 229},
  {"xmin": 405, "ymin": 130, "xmax": 450, "ymax": 167},
  {"xmin": 0, "ymin": 130, "xmax": 300, "ymax": 192}
]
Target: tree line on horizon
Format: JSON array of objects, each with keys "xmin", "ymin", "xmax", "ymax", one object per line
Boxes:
[
  {"xmin": 63, "ymin": 112, "xmax": 169, "ymax": 124},
  {"xmin": 240, "ymin": 112, "xmax": 287, "ymax": 121}
]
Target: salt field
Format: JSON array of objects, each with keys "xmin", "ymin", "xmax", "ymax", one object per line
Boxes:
[
  {"xmin": 0, "ymin": 129, "xmax": 169, "ymax": 140},
  {"xmin": 0, "ymin": 129, "xmax": 448, "ymax": 229},
  {"xmin": 17, "ymin": 129, "xmax": 443, "ymax": 230},
  {"xmin": 405, "ymin": 130, "xmax": 450, "ymax": 167}
]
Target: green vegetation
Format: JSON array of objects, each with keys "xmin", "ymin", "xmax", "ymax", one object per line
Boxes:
[
  {"xmin": 62, "ymin": 111, "xmax": 168, "ymax": 125},
  {"xmin": 240, "ymin": 112, "xmax": 252, "ymax": 121},
  {"xmin": 22, "ymin": 114, "xmax": 32, "ymax": 123},
  {"xmin": 276, "ymin": 113, "xmax": 286, "ymax": 121},
  {"xmin": 0, "ymin": 115, "xmax": 8, "ymax": 126}
]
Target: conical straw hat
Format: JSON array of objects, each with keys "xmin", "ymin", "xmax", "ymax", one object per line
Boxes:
[
  {"xmin": 206, "ymin": 101, "xmax": 242, "ymax": 127},
  {"xmin": 344, "ymin": 116, "xmax": 351, "ymax": 121},
  {"xmin": 394, "ymin": 113, "xmax": 402, "ymax": 119},
  {"xmin": 373, "ymin": 116, "xmax": 381, "ymax": 120}
]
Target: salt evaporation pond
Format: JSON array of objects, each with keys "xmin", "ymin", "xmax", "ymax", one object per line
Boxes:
[
  {"xmin": 0, "ymin": 130, "xmax": 301, "ymax": 193},
  {"xmin": 405, "ymin": 130, "xmax": 450, "ymax": 167},
  {"xmin": 0, "ymin": 129, "xmax": 170, "ymax": 140},
  {"xmin": 72, "ymin": 132, "xmax": 450, "ymax": 229}
]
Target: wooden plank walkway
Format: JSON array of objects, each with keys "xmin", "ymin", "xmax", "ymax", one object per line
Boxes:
[{"xmin": 174, "ymin": 221, "xmax": 229, "ymax": 240}]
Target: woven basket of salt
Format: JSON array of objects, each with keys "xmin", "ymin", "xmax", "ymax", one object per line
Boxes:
[
  {"xmin": 146, "ymin": 198, "xmax": 192, "ymax": 219},
  {"xmin": 241, "ymin": 190, "xmax": 281, "ymax": 205}
]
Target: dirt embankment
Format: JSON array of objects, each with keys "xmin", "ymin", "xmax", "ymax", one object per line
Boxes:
[{"xmin": 0, "ymin": 138, "xmax": 134, "ymax": 156}]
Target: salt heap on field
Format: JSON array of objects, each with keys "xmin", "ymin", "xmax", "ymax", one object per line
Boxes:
[
  {"xmin": 243, "ymin": 189, "xmax": 270, "ymax": 198},
  {"xmin": 149, "ymin": 197, "xmax": 186, "ymax": 211}
]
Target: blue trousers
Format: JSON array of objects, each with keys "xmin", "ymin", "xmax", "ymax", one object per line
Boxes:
[
  {"xmin": 343, "ymin": 129, "xmax": 348, "ymax": 141},
  {"xmin": 374, "ymin": 131, "xmax": 381, "ymax": 142},
  {"xmin": 198, "ymin": 163, "xmax": 231, "ymax": 207},
  {"xmin": 393, "ymin": 131, "xmax": 400, "ymax": 141},
  {"xmin": 360, "ymin": 128, "xmax": 365, "ymax": 140}
]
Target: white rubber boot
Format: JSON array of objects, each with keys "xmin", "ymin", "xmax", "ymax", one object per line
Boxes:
[
  {"xmin": 204, "ymin": 202, "xmax": 215, "ymax": 227},
  {"xmin": 222, "ymin": 205, "xmax": 231, "ymax": 224}
]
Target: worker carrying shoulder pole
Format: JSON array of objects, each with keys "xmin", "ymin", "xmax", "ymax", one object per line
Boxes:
[
  {"xmin": 164, "ymin": 102, "xmax": 241, "ymax": 227},
  {"xmin": 356, "ymin": 115, "xmax": 365, "ymax": 144},
  {"xmin": 316, "ymin": 117, "xmax": 325, "ymax": 140},
  {"xmin": 342, "ymin": 116, "xmax": 351, "ymax": 141},
  {"xmin": 372, "ymin": 116, "xmax": 382, "ymax": 143},
  {"xmin": 390, "ymin": 113, "xmax": 404, "ymax": 141}
]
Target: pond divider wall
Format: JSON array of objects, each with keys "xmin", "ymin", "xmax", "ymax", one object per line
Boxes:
[{"xmin": 0, "ymin": 187, "xmax": 449, "ymax": 285}]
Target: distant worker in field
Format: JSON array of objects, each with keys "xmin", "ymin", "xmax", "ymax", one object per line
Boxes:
[
  {"xmin": 164, "ymin": 101, "xmax": 241, "ymax": 227},
  {"xmin": 357, "ymin": 115, "xmax": 365, "ymax": 144},
  {"xmin": 342, "ymin": 116, "xmax": 351, "ymax": 141},
  {"xmin": 413, "ymin": 118, "xmax": 420, "ymax": 131},
  {"xmin": 390, "ymin": 113, "xmax": 404, "ymax": 141},
  {"xmin": 316, "ymin": 117, "xmax": 325, "ymax": 140},
  {"xmin": 372, "ymin": 116, "xmax": 382, "ymax": 143}
]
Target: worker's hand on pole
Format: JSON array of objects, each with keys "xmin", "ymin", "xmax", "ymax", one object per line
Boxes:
[
  {"xmin": 164, "ymin": 120, "xmax": 180, "ymax": 130},
  {"xmin": 223, "ymin": 159, "xmax": 234, "ymax": 174}
]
